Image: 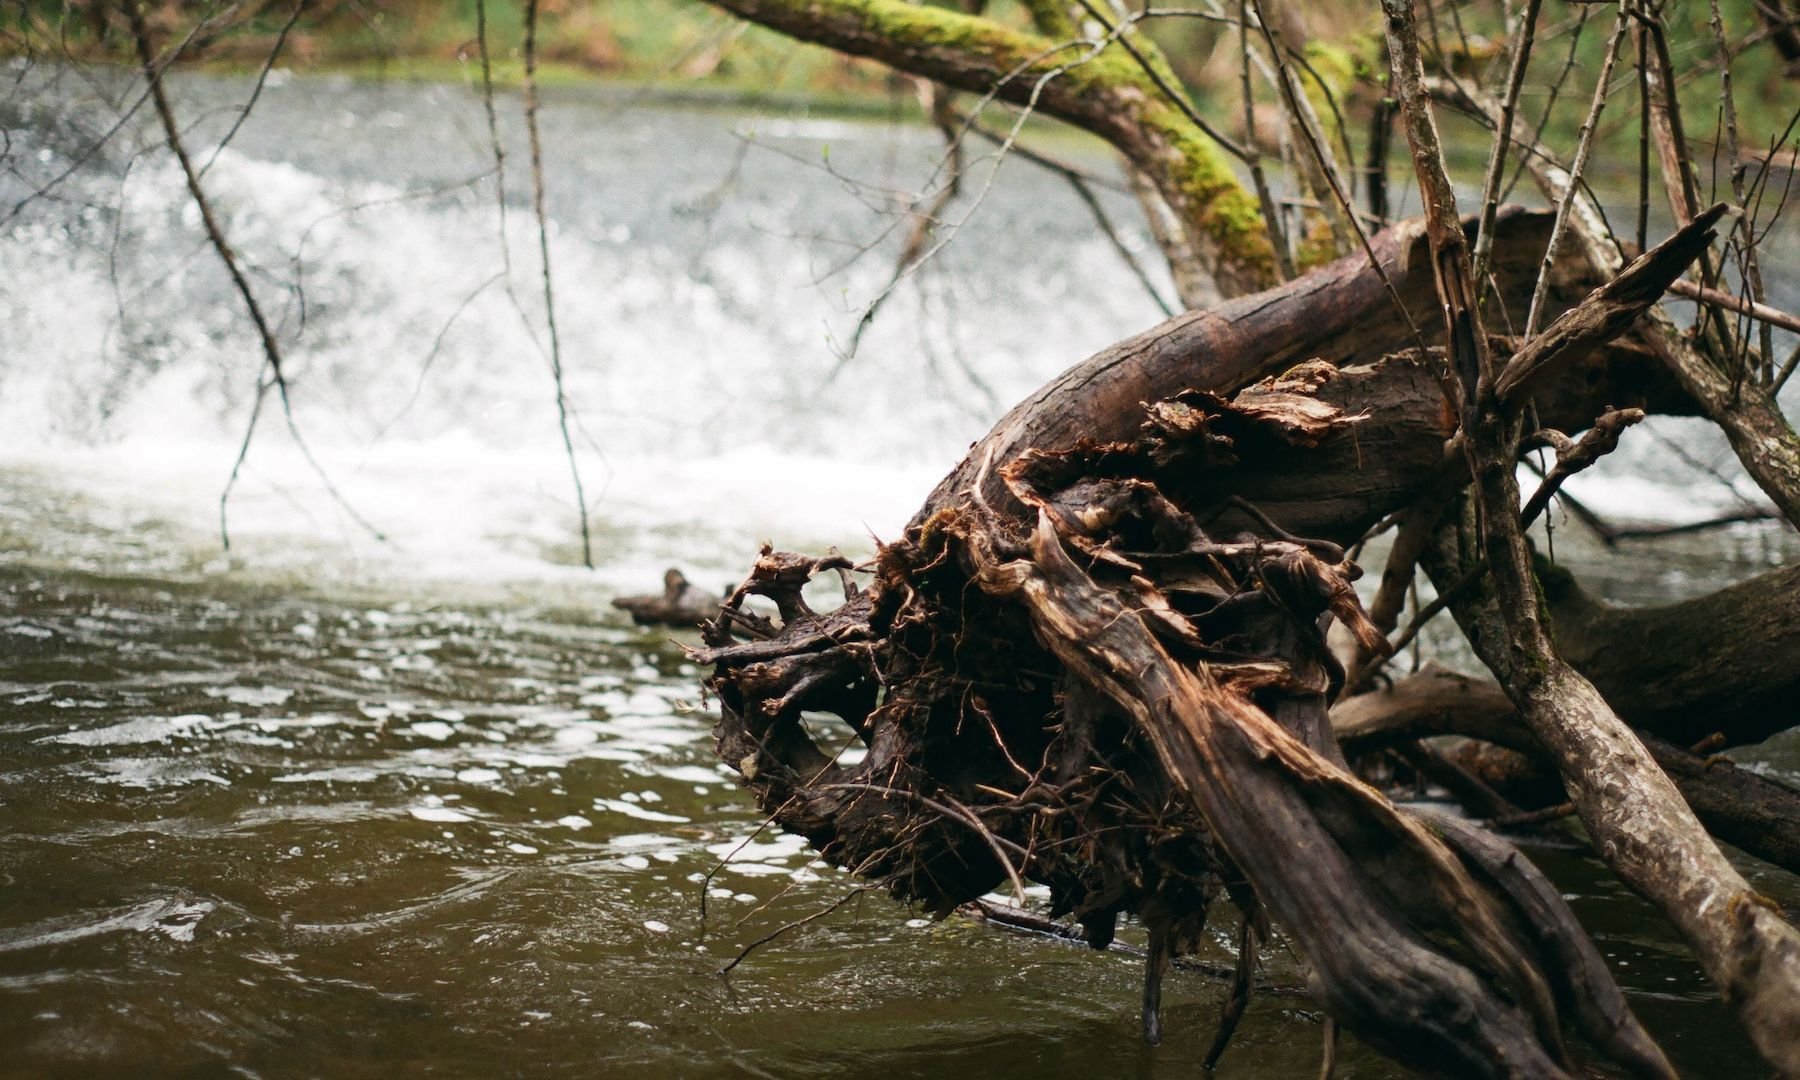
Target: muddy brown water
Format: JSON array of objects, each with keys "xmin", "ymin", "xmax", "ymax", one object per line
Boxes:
[{"xmin": 3, "ymin": 553, "xmax": 1798, "ymax": 1078}]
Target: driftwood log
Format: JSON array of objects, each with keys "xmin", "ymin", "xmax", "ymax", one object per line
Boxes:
[{"xmin": 693, "ymin": 207, "xmax": 1797, "ymax": 1077}]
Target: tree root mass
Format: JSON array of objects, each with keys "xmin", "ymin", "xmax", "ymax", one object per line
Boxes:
[
  {"xmin": 695, "ymin": 348, "xmax": 1676, "ymax": 1079},
  {"xmin": 692, "ymin": 209, "xmax": 1800, "ymax": 1076}
]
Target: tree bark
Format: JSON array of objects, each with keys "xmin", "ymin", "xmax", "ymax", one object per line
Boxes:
[
  {"xmin": 1434, "ymin": 78, "xmax": 1800, "ymax": 529},
  {"xmin": 689, "ymin": 206, "xmax": 1778, "ymax": 1077},
  {"xmin": 1421, "ymin": 510, "xmax": 1800, "ymax": 1077},
  {"xmin": 1333, "ymin": 662, "xmax": 1800, "ymax": 875},
  {"xmin": 1374, "ymin": 0, "xmax": 1800, "ymax": 1063},
  {"xmin": 1542, "ymin": 562, "xmax": 1800, "ymax": 749},
  {"xmin": 920, "ymin": 205, "xmax": 1691, "ymax": 533},
  {"xmin": 697, "ymin": 0, "xmax": 1277, "ymax": 295},
  {"xmin": 699, "ymin": 240, "xmax": 1800, "ymax": 1068}
]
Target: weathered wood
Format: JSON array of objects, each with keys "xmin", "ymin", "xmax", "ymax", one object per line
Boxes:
[
  {"xmin": 1422, "ymin": 512, "xmax": 1800, "ymax": 1076},
  {"xmin": 1436, "ymin": 78, "xmax": 1800, "ymax": 529},
  {"xmin": 922, "ymin": 207, "xmax": 1692, "ymax": 541},
  {"xmin": 1543, "ymin": 562, "xmax": 1800, "ymax": 749},
  {"xmin": 1384, "ymin": 0, "xmax": 1800, "ymax": 1063},
  {"xmin": 1493, "ymin": 204, "xmax": 1728, "ymax": 403},
  {"xmin": 697, "ymin": 309, "xmax": 1683, "ymax": 1075},
  {"xmin": 611, "ymin": 568, "xmax": 724, "ymax": 627},
  {"xmin": 951, "ymin": 502, "xmax": 1663, "ymax": 1077},
  {"xmin": 1334, "ymin": 663, "xmax": 1800, "ymax": 875},
  {"xmin": 697, "ymin": 204, "xmax": 1787, "ymax": 1077}
]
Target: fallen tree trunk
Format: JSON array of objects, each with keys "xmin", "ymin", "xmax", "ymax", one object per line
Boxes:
[
  {"xmin": 696, "ymin": 204, "xmax": 1799, "ymax": 1075},
  {"xmin": 921, "ymin": 206, "xmax": 1693, "ymax": 538},
  {"xmin": 1334, "ymin": 557, "xmax": 1800, "ymax": 762},
  {"xmin": 1381, "ymin": 7, "xmax": 1800, "ymax": 1062},
  {"xmin": 1333, "ymin": 662, "xmax": 1800, "ymax": 874},
  {"xmin": 1419, "ymin": 514, "xmax": 1800, "ymax": 1076},
  {"xmin": 1542, "ymin": 562, "xmax": 1800, "ymax": 748}
]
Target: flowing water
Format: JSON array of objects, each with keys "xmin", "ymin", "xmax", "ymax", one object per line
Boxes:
[{"xmin": 2, "ymin": 64, "xmax": 1799, "ymax": 1077}]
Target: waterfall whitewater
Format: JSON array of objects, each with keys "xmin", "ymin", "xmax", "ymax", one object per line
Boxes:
[{"xmin": 5, "ymin": 66, "xmax": 1793, "ymax": 601}]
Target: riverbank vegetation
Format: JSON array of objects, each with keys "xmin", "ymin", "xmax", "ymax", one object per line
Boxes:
[{"xmin": 11, "ymin": 0, "xmax": 1800, "ymax": 150}]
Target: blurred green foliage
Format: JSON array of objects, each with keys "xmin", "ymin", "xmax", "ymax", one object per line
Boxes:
[{"xmin": 9, "ymin": 0, "xmax": 1797, "ymax": 173}]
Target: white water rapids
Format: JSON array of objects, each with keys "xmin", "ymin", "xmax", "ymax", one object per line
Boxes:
[
  {"xmin": 1, "ymin": 68, "xmax": 1177, "ymax": 598},
  {"xmin": 1, "ymin": 64, "xmax": 1794, "ymax": 602}
]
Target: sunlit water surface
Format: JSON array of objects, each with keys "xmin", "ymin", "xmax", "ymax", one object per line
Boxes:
[{"xmin": 3, "ymin": 65, "xmax": 1799, "ymax": 1077}]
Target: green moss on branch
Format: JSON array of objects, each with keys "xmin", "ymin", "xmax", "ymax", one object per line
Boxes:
[{"xmin": 703, "ymin": 0, "xmax": 1275, "ymax": 292}]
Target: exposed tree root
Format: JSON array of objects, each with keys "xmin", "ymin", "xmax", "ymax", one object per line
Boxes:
[
  {"xmin": 692, "ymin": 207, "xmax": 1800, "ymax": 1074},
  {"xmin": 695, "ymin": 362, "xmax": 1674, "ymax": 1078}
]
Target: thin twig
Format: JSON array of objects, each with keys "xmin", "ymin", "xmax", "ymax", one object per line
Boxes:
[
  {"xmin": 1523, "ymin": 1, "xmax": 1630, "ymax": 341},
  {"xmin": 822, "ymin": 32, "xmax": 1135, "ymax": 373},
  {"xmin": 1245, "ymin": 0, "xmax": 1355, "ymax": 258},
  {"xmin": 197, "ymin": 0, "xmax": 304, "ymax": 179},
  {"xmin": 522, "ymin": 0, "xmax": 594, "ymax": 568},
  {"xmin": 1666, "ymin": 279, "xmax": 1800, "ymax": 335},
  {"xmin": 1709, "ymin": 0, "xmax": 1774, "ymax": 384},
  {"xmin": 1470, "ymin": 0, "xmax": 1543, "ymax": 292},
  {"xmin": 844, "ymin": 81, "xmax": 968, "ymax": 357},
  {"xmin": 1501, "ymin": 5, "xmax": 1593, "ymax": 204},
  {"xmin": 475, "ymin": 0, "xmax": 512, "ymax": 275},
  {"xmin": 1239, "ymin": 0, "xmax": 1295, "ymax": 279},
  {"xmin": 823, "ymin": 781, "xmax": 1030, "ymax": 904},
  {"xmin": 718, "ymin": 885, "xmax": 877, "ymax": 974},
  {"xmin": 1, "ymin": 9, "xmax": 219, "ymax": 228},
  {"xmin": 126, "ymin": 3, "xmax": 383, "ymax": 552},
  {"xmin": 1249, "ymin": 0, "xmax": 1429, "ymax": 355},
  {"xmin": 1072, "ymin": 0, "xmax": 1257, "ymax": 164},
  {"xmin": 1636, "ymin": 22, "xmax": 1650, "ymax": 255}
]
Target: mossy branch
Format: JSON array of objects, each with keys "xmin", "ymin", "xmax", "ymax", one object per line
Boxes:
[{"xmin": 699, "ymin": 0, "xmax": 1275, "ymax": 294}]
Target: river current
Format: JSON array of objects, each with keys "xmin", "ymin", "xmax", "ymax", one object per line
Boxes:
[{"xmin": 2, "ymin": 64, "xmax": 1798, "ymax": 1076}]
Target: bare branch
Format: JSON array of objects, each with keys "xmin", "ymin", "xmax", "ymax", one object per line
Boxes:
[
  {"xmin": 125, "ymin": 2, "xmax": 383, "ymax": 552},
  {"xmin": 1497, "ymin": 204, "xmax": 1728, "ymax": 403},
  {"xmin": 522, "ymin": 0, "xmax": 595, "ymax": 569},
  {"xmin": 196, "ymin": 0, "xmax": 304, "ymax": 179},
  {"xmin": 696, "ymin": 0, "xmax": 1276, "ymax": 293},
  {"xmin": 1523, "ymin": 2, "xmax": 1628, "ymax": 341},
  {"xmin": 1470, "ymin": 0, "xmax": 1542, "ymax": 292}
]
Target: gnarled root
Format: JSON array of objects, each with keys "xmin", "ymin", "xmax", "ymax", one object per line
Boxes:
[{"xmin": 693, "ymin": 375, "xmax": 1673, "ymax": 1078}]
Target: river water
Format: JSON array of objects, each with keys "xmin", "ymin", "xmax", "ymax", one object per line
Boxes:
[{"xmin": 2, "ymin": 65, "xmax": 1798, "ymax": 1077}]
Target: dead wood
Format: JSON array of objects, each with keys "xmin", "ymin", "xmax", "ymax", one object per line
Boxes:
[
  {"xmin": 689, "ymin": 211, "xmax": 1717, "ymax": 1072},
  {"xmin": 1493, "ymin": 204, "xmax": 1728, "ymax": 404},
  {"xmin": 611, "ymin": 568, "xmax": 724, "ymax": 627},
  {"xmin": 920, "ymin": 206, "xmax": 1693, "ymax": 542},
  {"xmin": 1334, "ymin": 663, "xmax": 1800, "ymax": 875},
  {"xmin": 1542, "ymin": 561, "xmax": 1800, "ymax": 749},
  {"xmin": 1434, "ymin": 77, "xmax": 1800, "ymax": 530},
  {"xmin": 1421, "ymin": 508, "xmax": 1800, "ymax": 1075},
  {"xmin": 698, "ymin": 482, "xmax": 1670, "ymax": 1077},
  {"xmin": 1379, "ymin": 2, "xmax": 1800, "ymax": 1063},
  {"xmin": 694, "ymin": 199, "xmax": 1784, "ymax": 1074}
]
